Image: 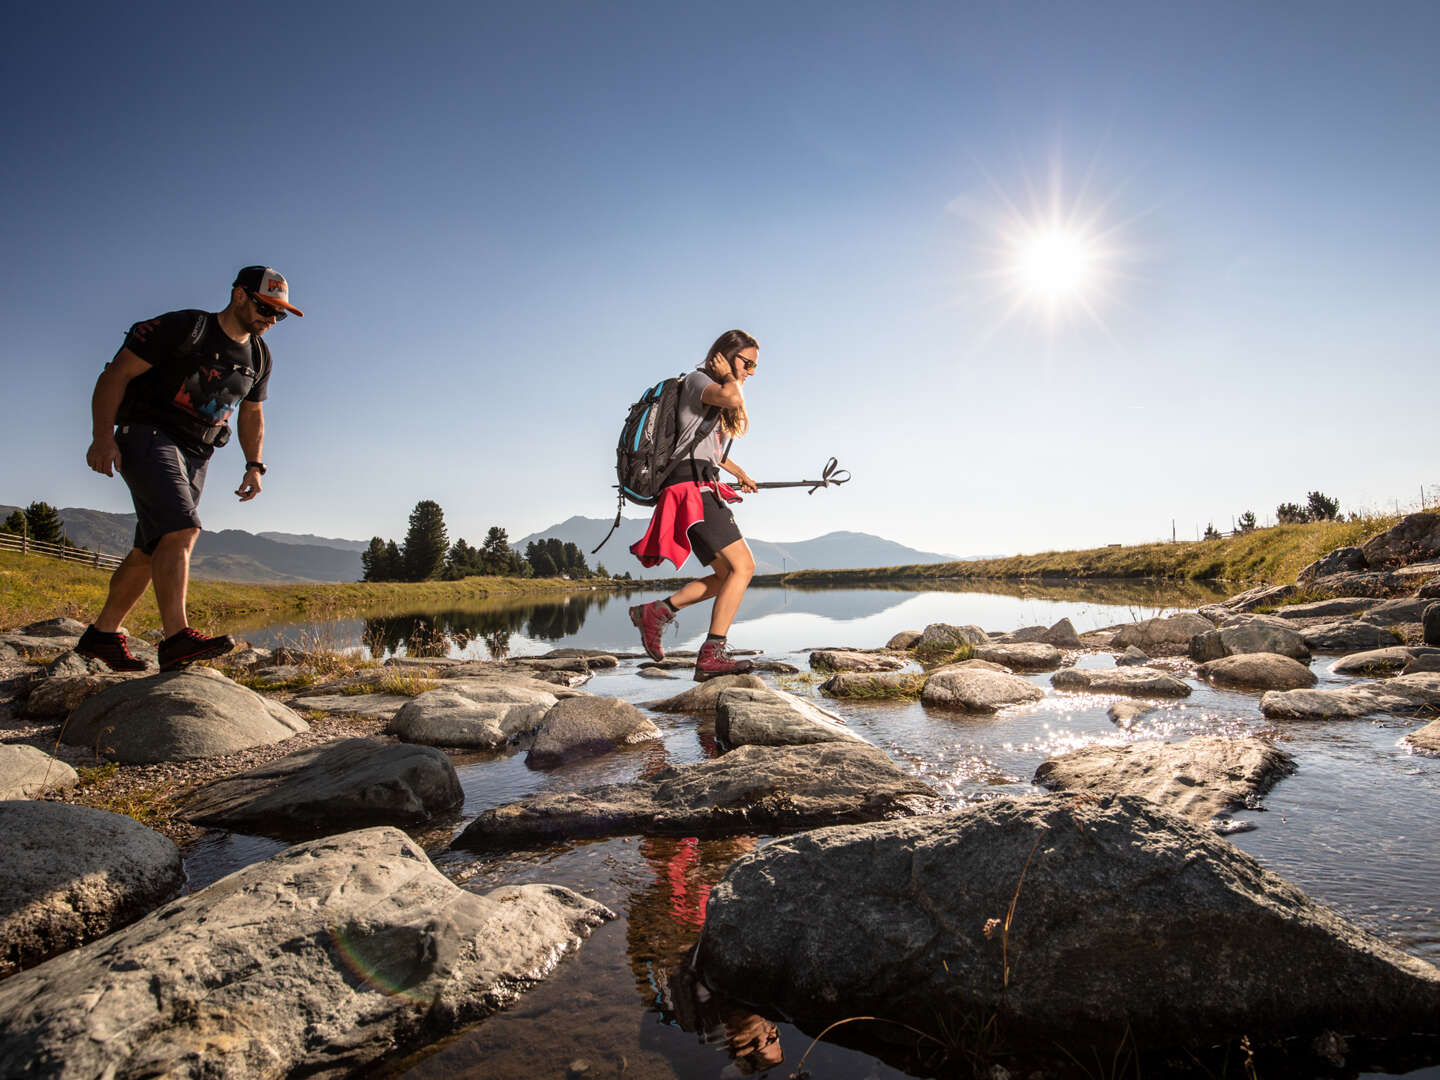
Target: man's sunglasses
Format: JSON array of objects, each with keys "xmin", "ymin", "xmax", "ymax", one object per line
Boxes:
[{"xmin": 248, "ymin": 292, "xmax": 288, "ymax": 321}]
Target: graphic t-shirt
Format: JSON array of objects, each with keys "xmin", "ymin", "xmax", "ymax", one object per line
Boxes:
[
  {"xmin": 116, "ymin": 309, "xmax": 270, "ymax": 458},
  {"xmin": 670, "ymin": 370, "xmax": 727, "ymax": 482}
]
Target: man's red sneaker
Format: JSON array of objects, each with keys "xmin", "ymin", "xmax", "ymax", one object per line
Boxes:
[
  {"xmin": 75, "ymin": 625, "xmax": 149, "ymax": 672},
  {"xmin": 629, "ymin": 601, "xmax": 675, "ymax": 661},
  {"xmin": 158, "ymin": 628, "xmax": 236, "ymax": 672},
  {"xmin": 693, "ymin": 638, "xmax": 754, "ymax": 682}
]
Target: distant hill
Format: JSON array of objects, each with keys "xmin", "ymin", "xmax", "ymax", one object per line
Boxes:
[
  {"xmin": 257, "ymin": 531, "xmax": 371, "ymax": 552},
  {"xmin": 515, "ymin": 515, "xmax": 959, "ymax": 579}
]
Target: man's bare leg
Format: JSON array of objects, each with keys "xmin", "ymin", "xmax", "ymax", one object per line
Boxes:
[
  {"xmin": 149, "ymin": 528, "xmax": 200, "ymax": 637},
  {"xmin": 93, "ymin": 548, "xmax": 153, "ymax": 633}
]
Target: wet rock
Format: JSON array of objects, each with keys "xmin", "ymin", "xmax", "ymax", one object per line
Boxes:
[
  {"xmin": 1051, "ymin": 666, "xmax": 1191, "ymax": 698},
  {"xmin": 62, "ymin": 668, "xmax": 308, "ymax": 763},
  {"xmin": 510, "ymin": 656, "xmax": 592, "ymax": 675},
  {"xmin": 1198, "ymin": 654, "xmax": 1317, "ymax": 692},
  {"xmin": 638, "ymin": 666, "xmax": 677, "ymax": 679},
  {"xmin": 1269, "ymin": 597, "xmax": 1378, "ymax": 620},
  {"xmin": 819, "ymin": 670, "xmax": 925, "ymax": 699},
  {"xmin": 749, "ymin": 659, "xmax": 800, "ymax": 674},
  {"xmin": 921, "ymin": 660, "xmax": 1046, "ymax": 712},
  {"xmin": 0, "ymin": 801, "xmax": 183, "ymax": 978},
  {"xmin": 542, "ymin": 648, "xmax": 637, "ymax": 663},
  {"xmin": 1261, "ymin": 672, "xmax": 1440, "ymax": 721},
  {"xmin": 388, "ymin": 691, "xmax": 548, "ymax": 750},
  {"xmin": 1300, "ymin": 620, "xmax": 1401, "ymax": 654},
  {"xmin": 972, "ymin": 642, "xmax": 1062, "ymax": 672},
  {"xmin": 886, "ymin": 630, "xmax": 923, "ymax": 650},
  {"xmin": 1405, "ymin": 718, "xmax": 1440, "ymax": 755},
  {"xmin": 915, "ymin": 623, "xmax": 989, "ymax": 658},
  {"xmin": 1360, "ymin": 511, "xmax": 1440, "ymax": 569},
  {"xmin": 1107, "ymin": 701, "xmax": 1151, "ymax": 728},
  {"xmin": 1115, "ymin": 645, "xmax": 1151, "ymax": 666},
  {"xmin": 693, "ymin": 794, "xmax": 1440, "ymax": 1050},
  {"xmin": 1041, "ymin": 618, "xmax": 1084, "ymax": 649},
  {"xmin": 454, "ymin": 743, "xmax": 943, "ymax": 850},
  {"xmin": 0, "ymin": 745, "xmax": 79, "ymax": 799},
  {"xmin": 1111, "ymin": 613, "xmax": 1215, "ymax": 652},
  {"xmin": 716, "ymin": 686, "xmax": 865, "ymax": 747},
  {"xmin": 1297, "ymin": 547, "xmax": 1368, "ymax": 583},
  {"xmin": 640, "ymin": 658, "xmax": 696, "ymax": 671},
  {"xmin": 526, "ymin": 697, "xmax": 660, "ymax": 767},
  {"xmin": 20, "ymin": 673, "xmax": 135, "ymax": 717},
  {"xmin": 180, "ymin": 737, "xmax": 461, "ymax": 836},
  {"xmin": 0, "ymin": 827, "xmax": 612, "ymax": 1078},
  {"xmin": 1034, "ymin": 736, "xmax": 1296, "ymax": 824},
  {"xmin": 646, "ymin": 673, "xmax": 767, "ymax": 714},
  {"xmin": 1188, "ymin": 623, "xmax": 1310, "ymax": 663},
  {"xmin": 1330, "ymin": 647, "xmax": 1426, "ymax": 677},
  {"xmin": 524, "ymin": 668, "xmax": 593, "ymax": 689},
  {"xmin": 808, "ymin": 649, "xmax": 907, "ymax": 673}
]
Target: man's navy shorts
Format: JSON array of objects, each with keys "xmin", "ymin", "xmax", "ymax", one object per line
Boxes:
[{"xmin": 115, "ymin": 424, "xmax": 208, "ymax": 555}]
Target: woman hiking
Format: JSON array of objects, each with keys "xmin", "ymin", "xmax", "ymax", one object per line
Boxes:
[{"xmin": 629, "ymin": 329, "xmax": 761, "ymax": 681}]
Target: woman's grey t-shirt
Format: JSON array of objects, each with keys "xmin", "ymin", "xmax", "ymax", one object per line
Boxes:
[{"xmin": 670, "ymin": 369, "xmax": 727, "ymax": 481}]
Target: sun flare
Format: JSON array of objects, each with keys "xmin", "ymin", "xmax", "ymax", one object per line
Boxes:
[{"xmin": 1014, "ymin": 224, "xmax": 1098, "ymax": 300}]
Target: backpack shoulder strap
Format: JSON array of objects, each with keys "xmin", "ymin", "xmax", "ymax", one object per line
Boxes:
[
  {"xmin": 177, "ymin": 311, "xmax": 208, "ymax": 360},
  {"xmin": 252, "ymin": 333, "xmax": 270, "ymax": 374}
]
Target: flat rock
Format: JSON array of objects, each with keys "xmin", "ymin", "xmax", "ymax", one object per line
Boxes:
[
  {"xmin": 1107, "ymin": 701, "xmax": 1152, "ymax": 728},
  {"xmin": 1331, "ymin": 647, "xmax": 1429, "ymax": 677},
  {"xmin": 438, "ymin": 665, "xmax": 588, "ymax": 698},
  {"xmin": 1188, "ymin": 622, "xmax": 1310, "ymax": 663},
  {"xmin": 180, "ymin": 737, "xmax": 462, "ymax": 836},
  {"xmin": 1306, "ymin": 570, "xmax": 1408, "ymax": 599},
  {"xmin": 526, "ymin": 697, "xmax": 660, "ymax": 767},
  {"xmin": 819, "ymin": 670, "xmax": 925, "ymax": 698},
  {"xmin": 20, "ymin": 673, "xmax": 137, "ymax": 717},
  {"xmin": 995, "ymin": 624, "xmax": 1049, "ymax": 643},
  {"xmin": 17, "ymin": 618, "xmax": 88, "ymax": 638},
  {"xmin": 1224, "ymin": 583, "xmax": 1297, "ymax": 612},
  {"xmin": 0, "ymin": 634, "xmax": 74, "ymax": 658},
  {"xmin": 1111, "ymin": 613, "xmax": 1215, "ymax": 651},
  {"xmin": 637, "ymin": 666, "xmax": 676, "ymax": 679},
  {"xmin": 1271, "ymin": 596, "xmax": 1378, "ymax": 619},
  {"xmin": 0, "ymin": 801, "xmax": 183, "ymax": 977},
  {"xmin": 1404, "ymin": 653, "xmax": 1440, "ymax": 675},
  {"xmin": 693, "ymin": 794, "xmax": 1440, "ymax": 1050},
  {"xmin": 1361, "ymin": 597, "xmax": 1432, "ymax": 625},
  {"xmin": 1034, "ymin": 736, "xmax": 1296, "ymax": 823},
  {"xmin": 0, "ymin": 745, "xmax": 79, "ymax": 799},
  {"xmin": 808, "ymin": 649, "xmax": 907, "ymax": 673},
  {"xmin": 1405, "ymin": 718, "xmax": 1440, "ymax": 755},
  {"xmin": 1051, "ymin": 666, "xmax": 1191, "ymax": 698},
  {"xmin": 453, "ymin": 742, "xmax": 943, "ymax": 850},
  {"xmin": 639, "ymin": 658, "xmax": 696, "ymax": 671},
  {"xmin": 534, "ymin": 651, "xmax": 620, "ymax": 668},
  {"xmin": 886, "ymin": 630, "xmax": 922, "ymax": 650},
  {"xmin": 920, "ymin": 660, "xmax": 1046, "ymax": 712},
  {"xmin": 716, "ymin": 686, "xmax": 865, "ymax": 747},
  {"xmin": 1427, "ymin": 602, "xmax": 1440, "ymax": 647},
  {"xmin": 388, "ymin": 691, "xmax": 548, "ymax": 750},
  {"xmin": 43, "ymin": 647, "xmax": 156, "ymax": 677},
  {"xmin": 645, "ymin": 673, "xmax": 768, "ymax": 714},
  {"xmin": 1300, "ymin": 620, "xmax": 1401, "ymax": 654},
  {"xmin": 1261, "ymin": 672, "xmax": 1440, "ymax": 721},
  {"xmin": 971, "ymin": 642, "xmax": 1062, "ymax": 672},
  {"xmin": 288, "ymin": 692, "xmax": 415, "ymax": 719},
  {"xmin": 0, "ymin": 827, "xmax": 612, "ymax": 1078},
  {"xmin": 1361, "ymin": 511, "xmax": 1440, "ymax": 568},
  {"xmin": 1198, "ymin": 653, "xmax": 1317, "ymax": 692},
  {"xmin": 62, "ymin": 668, "xmax": 308, "ymax": 763}
]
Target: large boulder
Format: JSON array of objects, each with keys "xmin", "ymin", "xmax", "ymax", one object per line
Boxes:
[
  {"xmin": 16, "ymin": 618, "xmax": 88, "ymax": 639},
  {"xmin": 453, "ymin": 743, "xmax": 944, "ymax": 850},
  {"xmin": 63, "ymin": 668, "xmax": 308, "ymax": 763},
  {"xmin": 1405, "ymin": 718, "xmax": 1440, "ymax": 755},
  {"xmin": 1051, "ymin": 666, "xmax": 1191, "ymax": 698},
  {"xmin": 1427, "ymin": 602, "xmax": 1440, "ymax": 647},
  {"xmin": 388, "ymin": 690, "xmax": 548, "ymax": 750},
  {"xmin": 1361, "ymin": 597, "xmax": 1432, "ymax": 625},
  {"xmin": 807, "ymin": 649, "xmax": 906, "ymax": 673},
  {"xmin": 1306, "ymin": 570, "xmax": 1408, "ymax": 599},
  {"xmin": 645, "ymin": 673, "xmax": 767, "ymax": 714},
  {"xmin": 1034, "ymin": 736, "xmax": 1296, "ymax": 824},
  {"xmin": 1115, "ymin": 645, "xmax": 1150, "ymax": 666},
  {"xmin": 1111, "ymin": 613, "xmax": 1215, "ymax": 652},
  {"xmin": 694, "ymin": 795, "xmax": 1440, "ymax": 1052},
  {"xmin": 1197, "ymin": 654, "xmax": 1317, "ymax": 692},
  {"xmin": 179, "ymin": 738, "xmax": 462, "ymax": 836},
  {"xmin": 972, "ymin": 642, "xmax": 1063, "ymax": 672},
  {"xmin": 1041, "ymin": 617, "xmax": 1084, "ymax": 649},
  {"xmin": 920, "ymin": 660, "xmax": 1045, "ymax": 712},
  {"xmin": 526, "ymin": 697, "xmax": 660, "ymax": 767},
  {"xmin": 1297, "ymin": 546, "xmax": 1368, "ymax": 583},
  {"xmin": 1360, "ymin": 512, "xmax": 1440, "ymax": 568},
  {"xmin": 0, "ymin": 801, "xmax": 183, "ymax": 977},
  {"xmin": 1331, "ymin": 647, "xmax": 1436, "ymax": 677},
  {"xmin": 716, "ymin": 686, "xmax": 865, "ymax": 747},
  {"xmin": 1300, "ymin": 620, "xmax": 1401, "ymax": 654},
  {"xmin": 0, "ymin": 745, "xmax": 79, "ymax": 799},
  {"xmin": 915, "ymin": 623, "xmax": 989, "ymax": 658},
  {"xmin": 1187, "ymin": 622, "xmax": 1310, "ymax": 663},
  {"xmin": 885, "ymin": 630, "xmax": 922, "ymax": 650},
  {"xmin": 0, "ymin": 828, "xmax": 612, "ymax": 1078},
  {"xmin": 1261, "ymin": 672, "xmax": 1440, "ymax": 721}
]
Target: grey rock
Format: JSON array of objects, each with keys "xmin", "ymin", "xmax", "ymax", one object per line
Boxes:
[
  {"xmin": 1034, "ymin": 736, "xmax": 1296, "ymax": 823},
  {"xmin": 1041, "ymin": 617, "xmax": 1084, "ymax": 649},
  {"xmin": 996, "ymin": 625, "xmax": 1049, "ymax": 643},
  {"xmin": 1331, "ymin": 647, "xmax": 1424, "ymax": 677},
  {"xmin": 921, "ymin": 660, "xmax": 1046, "ymax": 712},
  {"xmin": 217, "ymin": 645, "xmax": 274, "ymax": 671},
  {"xmin": 808, "ymin": 649, "xmax": 907, "ymax": 673},
  {"xmin": 1107, "ymin": 701, "xmax": 1151, "ymax": 728},
  {"xmin": 388, "ymin": 691, "xmax": 548, "ymax": 750},
  {"xmin": 1196, "ymin": 604, "xmax": 1231, "ymax": 625},
  {"xmin": 1297, "ymin": 546, "xmax": 1367, "ymax": 583},
  {"xmin": 43, "ymin": 648, "xmax": 152, "ymax": 677},
  {"xmin": 288, "ymin": 692, "xmax": 414, "ymax": 719},
  {"xmin": 1223, "ymin": 583, "xmax": 1297, "ymax": 612},
  {"xmin": 886, "ymin": 630, "xmax": 922, "ymax": 650},
  {"xmin": 524, "ymin": 667, "xmax": 594, "ymax": 689},
  {"xmin": 1261, "ymin": 672, "xmax": 1440, "ymax": 721},
  {"xmin": 639, "ymin": 657, "xmax": 696, "ymax": 671},
  {"xmin": 819, "ymin": 671, "xmax": 925, "ymax": 698},
  {"xmin": 1405, "ymin": 718, "xmax": 1440, "ymax": 755},
  {"xmin": 1427, "ymin": 602, "xmax": 1440, "ymax": 647},
  {"xmin": 1269, "ymin": 597, "xmax": 1378, "ymax": 620},
  {"xmin": 1361, "ymin": 597, "xmax": 1432, "ymax": 625},
  {"xmin": 749, "ymin": 659, "xmax": 801, "ymax": 674},
  {"xmin": 1419, "ymin": 576, "xmax": 1440, "ymax": 600},
  {"xmin": 511, "ymin": 656, "xmax": 592, "ymax": 674},
  {"xmin": 694, "ymin": 795, "xmax": 1440, "ymax": 1048},
  {"xmin": 63, "ymin": 668, "xmax": 308, "ymax": 763},
  {"xmin": 716, "ymin": 686, "xmax": 865, "ymax": 747},
  {"xmin": 527, "ymin": 697, "xmax": 660, "ymax": 767},
  {"xmin": 915, "ymin": 623, "xmax": 990, "ymax": 656},
  {"xmin": 1115, "ymin": 645, "xmax": 1150, "ymax": 666},
  {"xmin": 0, "ymin": 827, "xmax": 612, "ymax": 1079},
  {"xmin": 1403, "ymin": 654, "xmax": 1440, "ymax": 675},
  {"xmin": 454, "ymin": 743, "xmax": 943, "ymax": 850},
  {"xmin": 533, "ymin": 651, "xmax": 619, "ymax": 669},
  {"xmin": 637, "ymin": 666, "xmax": 677, "ymax": 679},
  {"xmin": 21, "ymin": 673, "xmax": 135, "ymax": 717},
  {"xmin": 1197, "ymin": 654, "xmax": 1317, "ymax": 691},
  {"xmin": 1188, "ymin": 623, "xmax": 1310, "ymax": 663},
  {"xmin": 0, "ymin": 745, "xmax": 79, "ymax": 799},
  {"xmin": 1306, "ymin": 570, "xmax": 1408, "ymax": 599},
  {"xmin": 0, "ymin": 641, "xmax": 17, "ymax": 661},
  {"xmin": 181, "ymin": 738, "xmax": 461, "ymax": 836},
  {"xmin": 438, "ymin": 665, "xmax": 588, "ymax": 698},
  {"xmin": 1301, "ymin": 620, "xmax": 1402, "ymax": 654},
  {"xmin": 1111, "ymin": 613, "xmax": 1215, "ymax": 651},
  {"xmin": 972, "ymin": 642, "xmax": 1063, "ymax": 672},
  {"xmin": 1051, "ymin": 666, "xmax": 1191, "ymax": 698},
  {"xmin": 0, "ymin": 634, "xmax": 75, "ymax": 658},
  {"xmin": 17, "ymin": 618, "xmax": 88, "ymax": 638},
  {"xmin": 0, "ymin": 801, "xmax": 183, "ymax": 977},
  {"xmin": 1360, "ymin": 511, "xmax": 1440, "ymax": 568},
  {"xmin": 646, "ymin": 673, "xmax": 768, "ymax": 714}
]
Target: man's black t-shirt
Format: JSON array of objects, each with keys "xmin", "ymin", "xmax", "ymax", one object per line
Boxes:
[{"xmin": 116, "ymin": 309, "xmax": 271, "ymax": 458}]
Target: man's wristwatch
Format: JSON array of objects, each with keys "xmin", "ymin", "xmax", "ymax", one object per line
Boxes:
[{"xmin": 246, "ymin": 461, "xmax": 267, "ymax": 475}]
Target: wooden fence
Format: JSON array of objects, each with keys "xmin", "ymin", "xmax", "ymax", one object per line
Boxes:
[{"xmin": 0, "ymin": 532, "xmax": 125, "ymax": 571}]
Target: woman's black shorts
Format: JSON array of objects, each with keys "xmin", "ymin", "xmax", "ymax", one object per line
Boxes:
[
  {"xmin": 687, "ymin": 489, "xmax": 743, "ymax": 567},
  {"xmin": 116, "ymin": 424, "xmax": 209, "ymax": 554}
]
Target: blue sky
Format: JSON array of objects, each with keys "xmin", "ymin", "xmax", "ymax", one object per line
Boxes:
[{"xmin": 3, "ymin": 1, "xmax": 1437, "ymax": 558}]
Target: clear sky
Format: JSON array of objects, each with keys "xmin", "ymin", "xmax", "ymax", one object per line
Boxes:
[{"xmin": 3, "ymin": 1, "xmax": 1437, "ymax": 558}]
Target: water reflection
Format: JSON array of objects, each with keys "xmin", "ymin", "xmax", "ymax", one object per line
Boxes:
[{"xmin": 358, "ymin": 598, "xmax": 608, "ymax": 661}]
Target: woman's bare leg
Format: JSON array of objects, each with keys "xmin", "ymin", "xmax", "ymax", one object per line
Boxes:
[
  {"xmin": 668, "ymin": 560, "xmax": 730, "ymax": 611},
  {"xmin": 706, "ymin": 539, "xmax": 754, "ymax": 636}
]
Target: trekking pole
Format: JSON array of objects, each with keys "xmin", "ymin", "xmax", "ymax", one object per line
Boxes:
[{"xmin": 751, "ymin": 456, "xmax": 852, "ymax": 494}]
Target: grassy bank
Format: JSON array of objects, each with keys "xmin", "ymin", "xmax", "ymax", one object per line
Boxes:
[
  {"xmin": 0, "ymin": 550, "xmax": 609, "ymax": 632},
  {"xmin": 783, "ymin": 516, "xmax": 1403, "ymax": 590}
]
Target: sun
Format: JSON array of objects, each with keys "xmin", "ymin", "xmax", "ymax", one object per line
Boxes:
[{"xmin": 1014, "ymin": 223, "xmax": 1099, "ymax": 300}]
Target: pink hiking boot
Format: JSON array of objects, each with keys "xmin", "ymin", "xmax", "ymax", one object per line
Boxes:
[
  {"xmin": 693, "ymin": 638, "xmax": 754, "ymax": 682},
  {"xmin": 629, "ymin": 600, "xmax": 675, "ymax": 661}
]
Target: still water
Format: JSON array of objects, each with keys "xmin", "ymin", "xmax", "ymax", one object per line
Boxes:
[{"xmin": 197, "ymin": 584, "xmax": 1440, "ymax": 1079}]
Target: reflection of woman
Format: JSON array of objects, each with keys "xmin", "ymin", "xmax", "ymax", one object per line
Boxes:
[{"xmin": 630, "ymin": 330, "xmax": 761, "ymax": 682}]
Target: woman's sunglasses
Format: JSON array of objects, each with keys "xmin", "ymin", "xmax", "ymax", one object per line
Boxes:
[
  {"xmin": 248, "ymin": 292, "xmax": 288, "ymax": 321},
  {"xmin": 738, "ymin": 356, "xmax": 758, "ymax": 372}
]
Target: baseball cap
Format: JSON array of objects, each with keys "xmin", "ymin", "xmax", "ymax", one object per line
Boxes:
[{"xmin": 233, "ymin": 266, "xmax": 304, "ymax": 317}]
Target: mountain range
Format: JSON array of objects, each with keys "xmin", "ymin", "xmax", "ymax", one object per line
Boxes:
[{"xmin": 4, "ymin": 504, "xmax": 961, "ymax": 584}]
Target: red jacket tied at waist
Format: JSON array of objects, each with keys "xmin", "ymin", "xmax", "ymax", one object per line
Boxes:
[{"xmin": 630, "ymin": 482, "xmax": 742, "ymax": 570}]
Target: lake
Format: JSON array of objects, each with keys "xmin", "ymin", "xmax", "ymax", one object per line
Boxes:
[{"xmin": 198, "ymin": 582, "xmax": 1440, "ymax": 1079}]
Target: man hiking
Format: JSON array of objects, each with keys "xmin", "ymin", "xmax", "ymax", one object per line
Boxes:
[{"xmin": 78, "ymin": 265, "xmax": 303, "ymax": 672}]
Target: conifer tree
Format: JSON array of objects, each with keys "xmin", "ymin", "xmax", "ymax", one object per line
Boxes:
[
  {"xmin": 1, "ymin": 510, "xmax": 25, "ymax": 536},
  {"xmin": 24, "ymin": 501, "xmax": 64, "ymax": 544},
  {"xmin": 361, "ymin": 537, "xmax": 390, "ymax": 581},
  {"xmin": 402, "ymin": 500, "xmax": 449, "ymax": 581},
  {"xmin": 383, "ymin": 540, "xmax": 403, "ymax": 579}
]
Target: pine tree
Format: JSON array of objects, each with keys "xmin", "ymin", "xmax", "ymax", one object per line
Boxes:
[
  {"xmin": 1, "ymin": 510, "xmax": 25, "ymax": 536},
  {"xmin": 402, "ymin": 500, "xmax": 449, "ymax": 581},
  {"xmin": 480, "ymin": 526, "xmax": 512, "ymax": 575},
  {"xmin": 383, "ymin": 540, "xmax": 404, "ymax": 579},
  {"xmin": 24, "ymin": 501, "xmax": 64, "ymax": 544},
  {"xmin": 361, "ymin": 537, "xmax": 390, "ymax": 581},
  {"xmin": 561, "ymin": 541, "xmax": 589, "ymax": 577},
  {"xmin": 1305, "ymin": 491, "xmax": 1340, "ymax": 521},
  {"xmin": 1237, "ymin": 511, "xmax": 1257, "ymax": 533}
]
